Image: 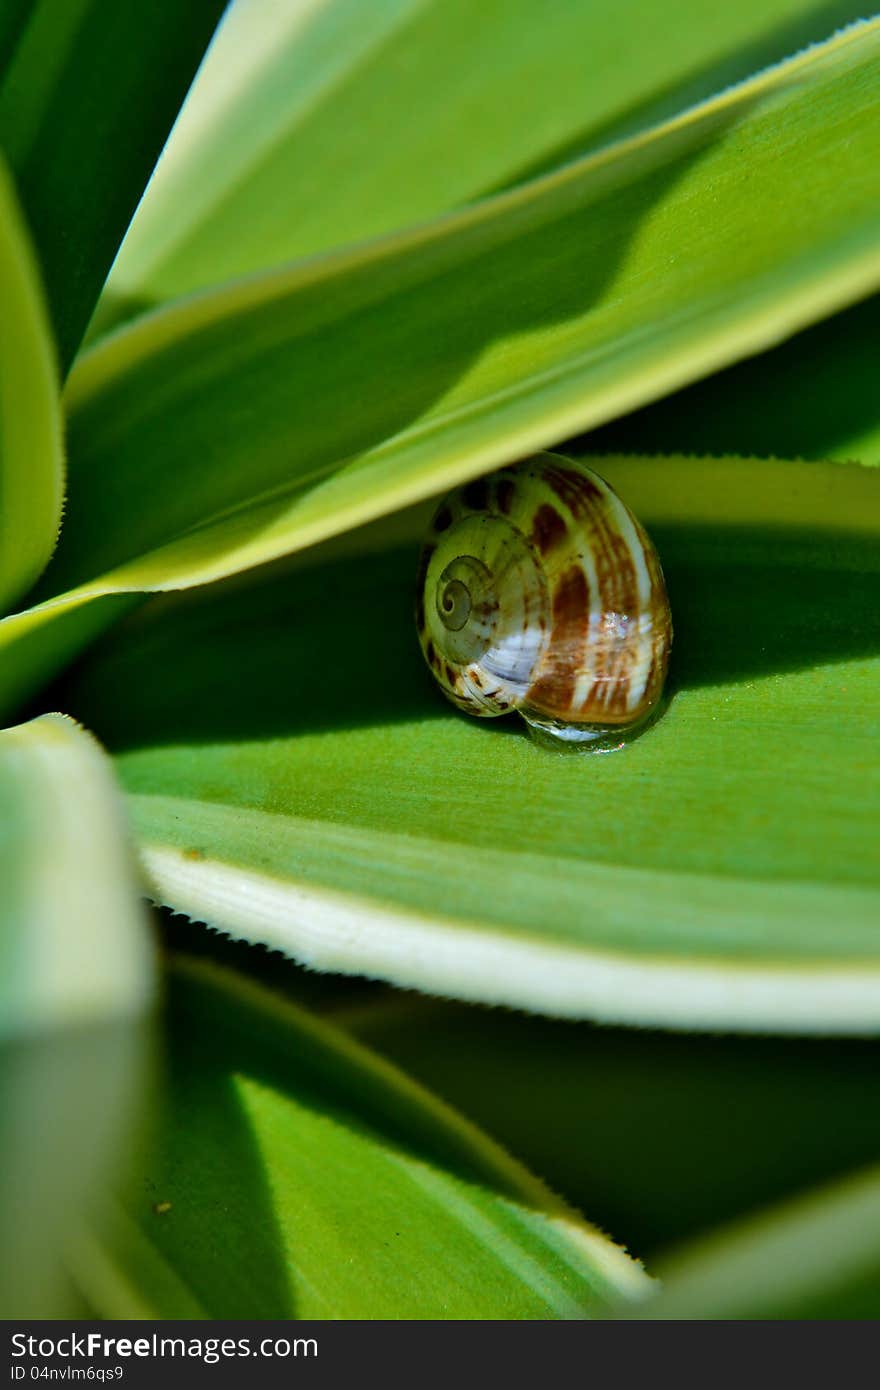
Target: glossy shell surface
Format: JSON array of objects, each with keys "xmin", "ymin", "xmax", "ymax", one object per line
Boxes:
[{"xmin": 415, "ymin": 453, "xmax": 672, "ymax": 742}]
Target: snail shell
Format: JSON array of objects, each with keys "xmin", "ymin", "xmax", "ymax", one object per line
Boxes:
[{"xmin": 415, "ymin": 452, "xmax": 672, "ymax": 747}]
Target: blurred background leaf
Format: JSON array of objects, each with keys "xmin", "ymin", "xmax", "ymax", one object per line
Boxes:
[
  {"xmin": 0, "ymin": 0, "xmax": 226, "ymax": 369},
  {"xmin": 0, "ymin": 714, "xmax": 155, "ymax": 1316},
  {"xmin": 73, "ymin": 955, "xmax": 648, "ymax": 1319}
]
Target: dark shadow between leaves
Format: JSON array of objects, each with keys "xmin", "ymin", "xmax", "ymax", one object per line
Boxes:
[
  {"xmin": 341, "ymin": 994, "xmax": 880, "ymax": 1259},
  {"xmin": 55, "ymin": 521, "xmax": 880, "ymax": 753},
  {"xmin": 147, "ymin": 924, "xmax": 880, "ymax": 1277},
  {"xmin": 0, "ymin": 0, "xmax": 30, "ymax": 76},
  {"xmin": 656, "ymin": 522, "xmax": 880, "ymax": 692},
  {"xmin": 576, "ymin": 293, "xmax": 880, "ymax": 465}
]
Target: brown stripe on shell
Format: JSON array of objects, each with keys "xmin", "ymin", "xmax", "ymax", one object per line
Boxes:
[
  {"xmin": 542, "ymin": 463, "xmax": 646, "ymax": 719},
  {"xmin": 584, "ymin": 514, "xmax": 671, "ymax": 723},
  {"xmin": 530, "ymin": 503, "xmax": 567, "ymax": 556},
  {"xmin": 595, "ymin": 657, "xmax": 637, "ymax": 718},
  {"xmin": 525, "ymin": 564, "xmax": 590, "ymax": 717},
  {"xmin": 595, "ymin": 527, "xmax": 641, "ymax": 715},
  {"xmin": 543, "ymin": 464, "xmax": 604, "ymax": 516},
  {"xmin": 544, "ymin": 465, "xmax": 639, "ymax": 620}
]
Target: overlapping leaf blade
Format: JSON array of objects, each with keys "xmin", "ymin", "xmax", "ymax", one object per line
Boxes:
[
  {"xmin": 0, "ymin": 713, "xmax": 153, "ymax": 1038},
  {"xmin": 3, "ymin": 22, "xmax": 880, "ymax": 719},
  {"xmin": 0, "ymin": 154, "xmax": 61, "ymax": 612},
  {"xmin": 630, "ymin": 1167, "xmax": 880, "ymax": 1318},
  {"xmin": 0, "ymin": 714, "xmax": 155, "ymax": 1316},
  {"xmin": 0, "ymin": 0, "xmax": 226, "ymax": 367},
  {"xmin": 75, "ymin": 956, "xmax": 647, "ymax": 1319},
  {"xmin": 98, "ymin": 0, "xmax": 872, "ymax": 321},
  {"xmin": 57, "ymin": 454, "xmax": 880, "ymax": 1031}
]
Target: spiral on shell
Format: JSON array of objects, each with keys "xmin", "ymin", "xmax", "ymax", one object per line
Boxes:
[{"xmin": 415, "ymin": 453, "xmax": 672, "ymax": 747}]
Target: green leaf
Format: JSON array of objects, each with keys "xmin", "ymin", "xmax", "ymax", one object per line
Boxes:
[
  {"xmin": 56, "ymin": 453, "xmax": 880, "ymax": 1032},
  {"xmin": 5, "ymin": 20, "xmax": 880, "ymax": 715},
  {"xmin": 631, "ymin": 1167, "xmax": 880, "ymax": 1318},
  {"xmin": 579, "ymin": 291, "xmax": 880, "ymax": 466},
  {"xmin": 0, "ymin": 713, "xmax": 155, "ymax": 1316},
  {"xmin": 97, "ymin": 0, "xmax": 873, "ymax": 321},
  {"xmin": 74, "ymin": 954, "xmax": 647, "ymax": 1319},
  {"xmin": 0, "ymin": 713, "xmax": 153, "ymax": 1037},
  {"xmin": 0, "ymin": 153, "xmax": 62, "ymax": 612},
  {"xmin": 337, "ymin": 993, "xmax": 880, "ymax": 1259},
  {"xmin": 0, "ymin": 0, "xmax": 226, "ymax": 369}
]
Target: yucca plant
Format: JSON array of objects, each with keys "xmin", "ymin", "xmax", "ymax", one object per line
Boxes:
[{"xmin": 2, "ymin": 0, "xmax": 879, "ymax": 1320}]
